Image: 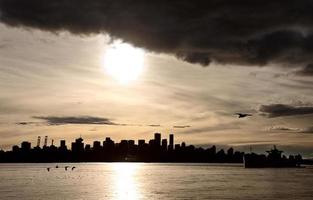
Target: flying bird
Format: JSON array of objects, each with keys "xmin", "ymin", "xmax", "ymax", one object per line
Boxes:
[
  {"xmin": 65, "ymin": 166, "xmax": 69, "ymax": 171},
  {"xmin": 235, "ymin": 113, "xmax": 252, "ymax": 118},
  {"xmin": 71, "ymin": 167, "xmax": 76, "ymax": 171},
  {"xmin": 47, "ymin": 167, "xmax": 50, "ymax": 172}
]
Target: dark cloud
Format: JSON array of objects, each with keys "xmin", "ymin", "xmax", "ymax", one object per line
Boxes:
[
  {"xmin": 260, "ymin": 104, "xmax": 313, "ymax": 118},
  {"xmin": 17, "ymin": 116, "xmax": 163, "ymax": 127},
  {"xmin": 295, "ymin": 64, "xmax": 313, "ymax": 76},
  {"xmin": 2, "ymin": 0, "xmax": 313, "ymax": 67},
  {"xmin": 148, "ymin": 124, "xmax": 161, "ymax": 127},
  {"xmin": 173, "ymin": 125, "xmax": 191, "ymax": 129},
  {"xmin": 16, "ymin": 122, "xmax": 31, "ymax": 125},
  {"xmin": 33, "ymin": 116, "xmax": 117, "ymax": 125}
]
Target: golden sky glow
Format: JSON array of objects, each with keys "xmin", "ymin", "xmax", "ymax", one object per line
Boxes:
[{"xmin": 0, "ymin": 24, "xmax": 313, "ymax": 156}]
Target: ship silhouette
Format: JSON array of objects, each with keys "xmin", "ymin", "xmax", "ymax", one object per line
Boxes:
[{"xmin": 244, "ymin": 145, "xmax": 302, "ymax": 168}]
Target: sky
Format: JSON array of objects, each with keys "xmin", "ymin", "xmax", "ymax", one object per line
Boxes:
[{"xmin": 0, "ymin": 1, "xmax": 313, "ymax": 157}]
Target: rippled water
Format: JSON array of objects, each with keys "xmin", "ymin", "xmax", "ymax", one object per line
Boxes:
[{"xmin": 0, "ymin": 163, "xmax": 313, "ymax": 200}]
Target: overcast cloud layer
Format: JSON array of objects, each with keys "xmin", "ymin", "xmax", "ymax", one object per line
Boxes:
[{"xmin": 1, "ymin": 0, "xmax": 313, "ymax": 71}]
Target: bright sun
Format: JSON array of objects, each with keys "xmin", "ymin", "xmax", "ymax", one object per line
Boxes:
[{"xmin": 103, "ymin": 41, "xmax": 144, "ymax": 84}]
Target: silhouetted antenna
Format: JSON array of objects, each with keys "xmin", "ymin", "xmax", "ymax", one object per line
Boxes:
[
  {"xmin": 44, "ymin": 136, "xmax": 48, "ymax": 146},
  {"xmin": 51, "ymin": 139, "xmax": 54, "ymax": 146},
  {"xmin": 37, "ymin": 136, "xmax": 41, "ymax": 147}
]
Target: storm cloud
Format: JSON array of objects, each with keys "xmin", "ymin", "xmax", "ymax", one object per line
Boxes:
[
  {"xmin": 33, "ymin": 116, "xmax": 117, "ymax": 125},
  {"xmin": 260, "ymin": 104, "xmax": 313, "ymax": 118},
  {"xmin": 18, "ymin": 116, "xmax": 164, "ymax": 127},
  {"xmin": 2, "ymin": 0, "xmax": 313, "ymax": 67}
]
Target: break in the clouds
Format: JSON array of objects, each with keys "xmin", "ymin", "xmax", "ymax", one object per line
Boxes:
[
  {"xmin": 33, "ymin": 116, "xmax": 117, "ymax": 126},
  {"xmin": 2, "ymin": 1, "xmax": 313, "ymax": 70},
  {"xmin": 260, "ymin": 104, "xmax": 313, "ymax": 118}
]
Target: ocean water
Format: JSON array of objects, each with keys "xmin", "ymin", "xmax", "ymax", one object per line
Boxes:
[{"xmin": 0, "ymin": 163, "xmax": 312, "ymax": 200}]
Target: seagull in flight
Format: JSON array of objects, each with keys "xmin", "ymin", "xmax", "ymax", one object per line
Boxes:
[
  {"xmin": 65, "ymin": 166, "xmax": 69, "ymax": 171},
  {"xmin": 71, "ymin": 167, "xmax": 76, "ymax": 171},
  {"xmin": 47, "ymin": 167, "xmax": 50, "ymax": 172},
  {"xmin": 235, "ymin": 113, "xmax": 252, "ymax": 118}
]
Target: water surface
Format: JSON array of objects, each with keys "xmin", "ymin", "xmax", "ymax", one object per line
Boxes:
[{"xmin": 0, "ymin": 163, "xmax": 312, "ymax": 199}]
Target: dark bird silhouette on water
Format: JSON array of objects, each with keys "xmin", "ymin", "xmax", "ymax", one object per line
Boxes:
[
  {"xmin": 47, "ymin": 167, "xmax": 50, "ymax": 172},
  {"xmin": 235, "ymin": 113, "xmax": 252, "ymax": 118},
  {"xmin": 71, "ymin": 167, "xmax": 76, "ymax": 171}
]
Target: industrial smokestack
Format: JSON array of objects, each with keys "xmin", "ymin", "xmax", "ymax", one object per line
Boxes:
[
  {"xmin": 37, "ymin": 136, "xmax": 41, "ymax": 147},
  {"xmin": 44, "ymin": 136, "xmax": 48, "ymax": 146}
]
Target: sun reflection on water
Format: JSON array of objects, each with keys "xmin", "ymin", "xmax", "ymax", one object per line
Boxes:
[{"xmin": 112, "ymin": 163, "xmax": 140, "ymax": 200}]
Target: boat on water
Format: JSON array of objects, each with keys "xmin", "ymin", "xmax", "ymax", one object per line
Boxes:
[{"xmin": 244, "ymin": 145, "xmax": 302, "ymax": 168}]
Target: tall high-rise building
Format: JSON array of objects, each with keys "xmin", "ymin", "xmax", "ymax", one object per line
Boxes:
[
  {"xmin": 60, "ymin": 140, "xmax": 66, "ymax": 148},
  {"xmin": 149, "ymin": 139, "xmax": 155, "ymax": 147},
  {"xmin": 21, "ymin": 141, "xmax": 31, "ymax": 151},
  {"xmin": 169, "ymin": 134, "xmax": 174, "ymax": 146},
  {"xmin": 138, "ymin": 139, "xmax": 145, "ymax": 146},
  {"xmin": 59, "ymin": 140, "xmax": 67, "ymax": 150},
  {"xmin": 104, "ymin": 137, "xmax": 114, "ymax": 150},
  {"xmin": 154, "ymin": 133, "xmax": 161, "ymax": 147},
  {"xmin": 93, "ymin": 141, "xmax": 101, "ymax": 150},
  {"xmin": 128, "ymin": 140, "xmax": 135, "ymax": 147},
  {"xmin": 12, "ymin": 145, "xmax": 19, "ymax": 152},
  {"xmin": 181, "ymin": 142, "xmax": 186, "ymax": 148},
  {"xmin": 71, "ymin": 137, "xmax": 84, "ymax": 152},
  {"xmin": 85, "ymin": 144, "xmax": 91, "ymax": 151},
  {"xmin": 169, "ymin": 134, "xmax": 174, "ymax": 150},
  {"xmin": 162, "ymin": 139, "xmax": 167, "ymax": 151}
]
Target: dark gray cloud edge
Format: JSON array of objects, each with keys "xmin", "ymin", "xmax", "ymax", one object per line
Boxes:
[
  {"xmin": 260, "ymin": 104, "xmax": 313, "ymax": 118},
  {"xmin": 2, "ymin": 0, "xmax": 313, "ymax": 70},
  {"xmin": 17, "ymin": 116, "xmax": 163, "ymax": 127},
  {"xmin": 33, "ymin": 116, "xmax": 117, "ymax": 125}
]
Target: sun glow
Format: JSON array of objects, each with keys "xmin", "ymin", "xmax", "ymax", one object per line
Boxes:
[
  {"xmin": 103, "ymin": 41, "xmax": 144, "ymax": 84},
  {"xmin": 113, "ymin": 163, "xmax": 140, "ymax": 200}
]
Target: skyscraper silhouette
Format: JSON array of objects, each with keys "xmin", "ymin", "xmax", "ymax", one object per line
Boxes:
[{"xmin": 154, "ymin": 133, "xmax": 161, "ymax": 147}]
